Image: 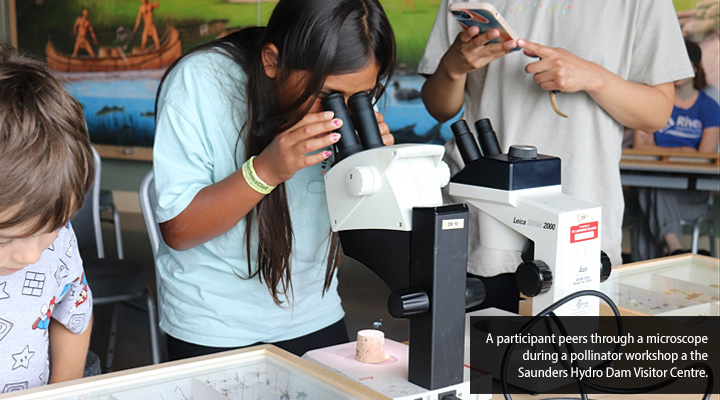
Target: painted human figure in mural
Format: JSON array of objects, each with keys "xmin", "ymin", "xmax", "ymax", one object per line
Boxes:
[
  {"xmin": 72, "ymin": 9, "xmax": 98, "ymax": 57},
  {"xmin": 402, "ymin": 0, "xmax": 415, "ymax": 12},
  {"xmin": 133, "ymin": 0, "xmax": 160, "ymax": 51}
]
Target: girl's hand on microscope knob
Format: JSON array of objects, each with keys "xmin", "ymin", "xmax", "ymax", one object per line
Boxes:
[{"xmin": 254, "ymin": 111, "xmax": 343, "ymax": 186}]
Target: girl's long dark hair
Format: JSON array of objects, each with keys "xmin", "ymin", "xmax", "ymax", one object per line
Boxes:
[{"xmin": 156, "ymin": 0, "xmax": 396, "ymax": 304}]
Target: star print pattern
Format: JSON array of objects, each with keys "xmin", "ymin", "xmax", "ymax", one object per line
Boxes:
[{"xmin": 12, "ymin": 346, "xmax": 34, "ymax": 370}]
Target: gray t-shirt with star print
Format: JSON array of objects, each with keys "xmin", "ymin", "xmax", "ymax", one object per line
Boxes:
[{"xmin": 0, "ymin": 224, "xmax": 93, "ymax": 393}]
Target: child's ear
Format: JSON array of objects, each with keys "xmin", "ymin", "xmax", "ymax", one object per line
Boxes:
[{"xmin": 261, "ymin": 43, "xmax": 279, "ymax": 79}]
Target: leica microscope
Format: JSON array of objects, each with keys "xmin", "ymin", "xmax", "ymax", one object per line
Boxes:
[
  {"xmin": 448, "ymin": 118, "xmax": 611, "ymax": 316},
  {"xmin": 304, "ymin": 93, "xmax": 487, "ymax": 400}
]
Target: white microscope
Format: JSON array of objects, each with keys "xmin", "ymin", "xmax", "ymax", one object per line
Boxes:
[
  {"xmin": 448, "ymin": 118, "xmax": 611, "ymax": 316},
  {"xmin": 304, "ymin": 93, "xmax": 489, "ymax": 400},
  {"xmin": 442, "ymin": 119, "xmax": 614, "ymax": 394}
]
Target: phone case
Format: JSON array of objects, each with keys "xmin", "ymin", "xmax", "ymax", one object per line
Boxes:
[{"xmin": 449, "ymin": 2, "xmax": 519, "ymax": 45}]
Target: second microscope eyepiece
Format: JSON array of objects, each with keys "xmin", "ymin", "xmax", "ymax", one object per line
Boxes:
[
  {"xmin": 451, "ymin": 119, "xmax": 482, "ymax": 165},
  {"xmin": 348, "ymin": 92, "xmax": 384, "ymax": 150},
  {"xmin": 474, "ymin": 118, "xmax": 502, "ymax": 157},
  {"xmin": 321, "ymin": 93, "xmax": 363, "ymax": 162}
]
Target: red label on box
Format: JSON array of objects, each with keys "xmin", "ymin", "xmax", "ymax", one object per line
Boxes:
[{"xmin": 570, "ymin": 221, "xmax": 598, "ymax": 243}]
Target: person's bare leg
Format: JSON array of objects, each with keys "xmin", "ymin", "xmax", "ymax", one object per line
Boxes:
[
  {"xmin": 84, "ymin": 42, "xmax": 95, "ymax": 57},
  {"xmin": 151, "ymin": 28, "xmax": 160, "ymax": 49},
  {"xmin": 402, "ymin": 0, "xmax": 415, "ymax": 12}
]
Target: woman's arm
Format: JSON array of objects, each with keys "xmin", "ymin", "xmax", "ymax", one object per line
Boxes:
[
  {"xmin": 48, "ymin": 316, "xmax": 92, "ymax": 384},
  {"xmin": 160, "ymin": 112, "xmax": 342, "ymax": 251},
  {"xmin": 633, "ymin": 129, "xmax": 667, "ymax": 151},
  {"xmin": 697, "ymin": 126, "xmax": 720, "ymax": 153},
  {"xmin": 633, "ymin": 127, "xmax": 719, "ymax": 153}
]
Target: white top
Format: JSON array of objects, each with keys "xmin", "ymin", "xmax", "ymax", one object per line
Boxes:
[
  {"xmin": 153, "ymin": 50, "xmax": 344, "ymax": 347},
  {"xmin": 419, "ymin": 0, "xmax": 694, "ymax": 275}
]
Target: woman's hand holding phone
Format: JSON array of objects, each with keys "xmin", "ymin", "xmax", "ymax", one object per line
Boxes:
[
  {"xmin": 445, "ymin": 3, "xmax": 519, "ymax": 78},
  {"xmin": 444, "ymin": 27, "xmax": 518, "ymax": 79}
]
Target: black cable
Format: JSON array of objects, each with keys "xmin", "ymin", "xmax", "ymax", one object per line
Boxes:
[
  {"xmin": 498, "ymin": 289, "xmax": 713, "ymax": 400},
  {"xmin": 501, "ymin": 290, "xmax": 620, "ymax": 400},
  {"xmin": 546, "ymin": 313, "xmax": 589, "ymax": 400}
]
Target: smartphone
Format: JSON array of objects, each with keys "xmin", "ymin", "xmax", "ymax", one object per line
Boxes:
[{"xmin": 449, "ymin": 2, "xmax": 519, "ymax": 48}]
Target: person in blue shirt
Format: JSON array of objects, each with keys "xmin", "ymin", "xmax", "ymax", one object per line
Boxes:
[
  {"xmin": 153, "ymin": 0, "xmax": 396, "ymax": 360},
  {"xmin": 633, "ymin": 38, "xmax": 719, "ymax": 259}
]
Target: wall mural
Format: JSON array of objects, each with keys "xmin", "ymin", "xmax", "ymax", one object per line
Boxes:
[
  {"xmin": 13, "ymin": 0, "xmax": 719, "ymax": 157},
  {"xmin": 14, "ymin": 0, "xmax": 445, "ymax": 154}
]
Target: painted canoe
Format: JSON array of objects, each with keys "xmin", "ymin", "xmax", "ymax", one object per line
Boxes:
[{"xmin": 46, "ymin": 25, "xmax": 182, "ymax": 73}]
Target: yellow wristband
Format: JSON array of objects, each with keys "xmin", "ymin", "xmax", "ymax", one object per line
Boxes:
[{"xmin": 242, "ymin": 156, "xmax": 275, "ymax": 195}]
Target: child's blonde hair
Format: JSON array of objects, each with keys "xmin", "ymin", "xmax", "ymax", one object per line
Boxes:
[{"xmin": 0, "ymin": 44, "xmax": 94, "ymax": 234}]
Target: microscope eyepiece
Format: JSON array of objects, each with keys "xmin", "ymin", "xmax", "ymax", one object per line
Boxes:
[
  {"xmin": 451, "ymin": 119, "xmax": 482, "ymax": 165},
  {"xmin": 321, "ymin": 93, "xmax": 363, "ymax": 161},
  {"xmin": 474, "ymin": 118, "xmax": 502, "ymax": 157},
  {"xmin": 348, "ymin": 92, "xmax": 384, "ymax": 150}
]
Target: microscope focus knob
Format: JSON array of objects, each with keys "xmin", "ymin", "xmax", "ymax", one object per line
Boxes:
[
  {"xmin": 600, "ymin": 251, "xmax": 612, "ymax": 282},
  {"xmin": 515, "ymin": 260, "xmax": 552, "ymax": 297},
  {"xmin": 387, "ymin": 287, "xmax": 430, "ymax": 318},
  {"xmin": 508, "ymin": 145, "xmax": 538, "ymax": 160},
  {"xmin": 346, "ymin": 166, "xmax": 381, "ymax": 196}
]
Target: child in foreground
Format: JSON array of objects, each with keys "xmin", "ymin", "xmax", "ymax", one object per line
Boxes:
[{"xmin": 0, "ymin": 43, "xmax": 95, "ymax": 392}]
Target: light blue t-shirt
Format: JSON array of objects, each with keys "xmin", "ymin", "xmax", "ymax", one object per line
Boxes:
[{"xmin": 153, "ymin": 49, "xmax": 343, "ymax": 347}]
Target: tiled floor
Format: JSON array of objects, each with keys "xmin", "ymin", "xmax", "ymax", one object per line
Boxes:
[{"xmin": 89, "ymin": 212, "xmax": 409, "ymax": 372}]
